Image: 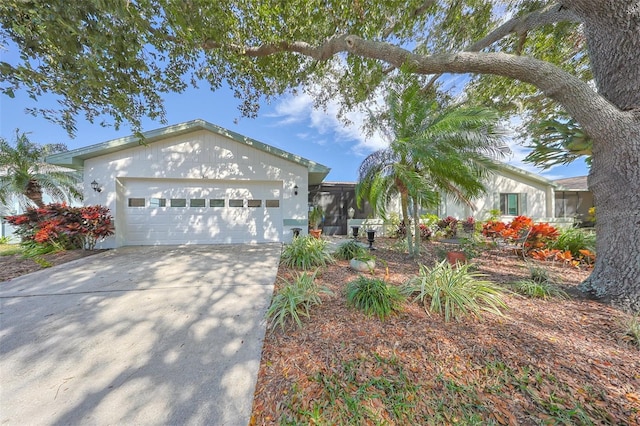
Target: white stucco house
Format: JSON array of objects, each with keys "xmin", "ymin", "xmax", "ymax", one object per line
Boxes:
[{"xmin": 46, "ymin": 119, "xmax": 330, "ymax": 248}]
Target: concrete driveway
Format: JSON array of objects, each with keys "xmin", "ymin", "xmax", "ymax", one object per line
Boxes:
[{"xmin": 0, "ymin": 244, "xmax": 281, "ymax": 425}]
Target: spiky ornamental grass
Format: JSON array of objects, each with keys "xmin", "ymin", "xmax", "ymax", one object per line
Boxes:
[
  {"xmin": 401, "ymin": 260, "xmax": 508, "ymax": 322},
  {"xmin": 334, "ymin": 240, "xmax": 367, "ymax": 260},
  {"xmin": 345, "ymin": 276, "xmax": 405, "ymax": 320},
  {"xmin": 266, "ymin": 269, "xmax": 333, "ymax": 331},
  {"xmin": 511, "ymin": 265, "xmax": 568, "ymax": 300},
  {"xmin": 280, "ymin": 235, "xmax": 335, "ymax": 270},
  {"xmin": 620, "ymin": 314, "xmax": 640, "ymax": 348},
  {"xmin": 511, "ymin": 279, "xmax": 569, "ymax": 300},
  {"xmin": 551, "ymin": 227, "xmax": 596, "ymax": 258}
]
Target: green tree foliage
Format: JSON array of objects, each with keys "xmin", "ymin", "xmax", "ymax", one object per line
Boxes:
[
  {"xmin": 524, "ymin": 119, "xmax": 592, "ymax": 169},
  {"xmin": 0, "ymin": 130, "xmax": 81, "ymax": 211},
  {"xmin": 357, "ymin": 82, "xmax": 508, "ymax": 256}
]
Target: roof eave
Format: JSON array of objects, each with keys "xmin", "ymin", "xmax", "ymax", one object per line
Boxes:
[{"xmin": 46, "ymin": 119, "xmax": 331, "ymax": 180}]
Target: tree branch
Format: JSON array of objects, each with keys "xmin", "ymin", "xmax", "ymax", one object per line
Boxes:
[
  {"xmin": 200, "ymin": 22, "xmax": 621, "ymax": 137},
  {"xmin": 466, "ymin": 3, "xmax": 579, "ymax": 52},
  {"xmin": 340, "ymin": 35, "xmax": 623, "ymax": 139},
  {"xmin": 422, "ymin": 2, "xmax": 579, "ymax": 92},
  {"xmin": 202, "ymin": 35, "xmax": 349, "ymax": 62}
]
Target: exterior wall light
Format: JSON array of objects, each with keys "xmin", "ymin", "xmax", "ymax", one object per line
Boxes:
[
  {"xmin": 294, "ymin": 184, "xmax": 298, "ymax": 196},
  {"xmin": 91, "ymin": 180, "xmax": 102, "ymax": 193}
]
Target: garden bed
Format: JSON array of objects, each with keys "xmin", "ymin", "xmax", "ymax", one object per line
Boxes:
[
  {"xmin": 0, "ymin": 246, "xmax": 106, "ymax": 282},
  {"xmin": 251, "ymin": 238, "xmax": 639, "ymax": 425}
]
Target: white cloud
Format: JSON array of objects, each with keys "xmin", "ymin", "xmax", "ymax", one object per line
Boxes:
[{"xmin": 270, "ymin": 91, "xmax": 387, "ymax": 156}]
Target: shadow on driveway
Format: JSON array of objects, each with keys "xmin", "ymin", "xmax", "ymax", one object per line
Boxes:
[{"xmin": 0, "ymin": 244, "xmax": 281, "ymax": 425}]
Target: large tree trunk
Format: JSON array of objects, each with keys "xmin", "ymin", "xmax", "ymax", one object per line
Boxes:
[
  {"xmin": 578, "ymin": 120, "xmax": 640, "ymax": 313},
  {"xmin": 569, "ymin": 1, "xmax": 640, "ymax": 313}
]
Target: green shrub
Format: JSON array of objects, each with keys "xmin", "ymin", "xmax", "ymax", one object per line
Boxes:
[
  {"xmin": 346, "ymin": 276, "xmax": 405, "ymax": 320},
  {"xmin": 551, "ymin": 228, "xmax": 596, "ymax": 258},
  {"xmin": 266, "ymin": 270, "xmax": 332, "ymax": 331},
  {"xmin": 510, "ymin": 265, "xmax": 567, "ymax": 299},
  {"xmin": 20, "ymin": 240, "xmax": 61, "ymax": 258},
  {"xmin": 528, "ymin": 265, "xmax": 552, "ymax": 284},
  {"xmin": 281, "ymin": 235, "xmax": 335, "ymax": 270},
  {"xmin": 402, "ymin": 261, "xmax": 507, "ymax": 322},
  {"xmin": 334, "ymin": 240, "xmax": 367, "ymax": 260},
  {"xmin": 511, "ymin": 279, "xmax": 568, "ymax": 300}
]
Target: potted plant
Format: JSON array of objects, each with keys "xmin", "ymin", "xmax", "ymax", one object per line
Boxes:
[{"xmin": 309, "ymin": 206, "xmax": 323, "ymax": 238}]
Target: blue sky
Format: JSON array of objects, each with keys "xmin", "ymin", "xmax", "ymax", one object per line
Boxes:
[{"xmin": 0, "ymin": 62, "xmax": 589, "ymax": 183}]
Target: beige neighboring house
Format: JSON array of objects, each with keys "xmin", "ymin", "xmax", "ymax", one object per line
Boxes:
[
  {"xmin": 347, "ymin": 163, "xmax": 593, "ymax": 235},
  {"xmin": 439, "ymin": 165, "xmax": 593, "ymax": 226}
]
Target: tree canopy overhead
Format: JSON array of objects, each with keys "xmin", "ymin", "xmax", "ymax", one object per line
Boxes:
[
  {"xmin": 1, "ymin": 1, "xmax": 639, "ymax": 311},
  {"xmin": 0, "ymin": 1, "xmax": 599, "ymax": 134}
]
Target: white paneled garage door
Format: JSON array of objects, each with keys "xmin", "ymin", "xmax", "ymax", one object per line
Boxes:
[{"xmin": 121, "ymin": 179, "xmax": 282, "ymax": 245}]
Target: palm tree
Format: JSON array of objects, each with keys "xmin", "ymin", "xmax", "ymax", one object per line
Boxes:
[
  {"xmin": 525, "ymin": 118, "xmax": 592, "ymax": 169},
  {"xmin": 357, "ymin": 83, "xmax": 509, "ymax": 256},
  {"xmin": 0, "ymin": 130, "xmax": 81, "ymax": 213}
]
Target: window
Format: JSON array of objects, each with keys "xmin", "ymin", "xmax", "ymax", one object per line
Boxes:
[
  {"xmin": 210, "ymin": 199, "xmax": 225, "ymax": 207},
  {"xmin": 128, "ymin": 198, "xmax": 145, "ymax": 207},
  {"xmin": 229, "ymin": 199, "xmax": 244, "ymax": 207},
  {"xmin": 190, "ymin": 199, "xmax": 206, "ymax": 207},
  {"xmin": 149, "ymin": 198, "xmax": 166, "ymax": 207},
  {"xmin": 170, "ymin": 198, "xmax": 187, "ymax": 207},
  {"xmin": 500, "ymin": 193, "xmax": 520, "ymax": 216},
  {"xmin": 247, "ymin": 199, "xmax": 261, "ymax": 208},
  {"xmin": 265, "ymin": 199, "xmax": 280, "ymax": 208}
]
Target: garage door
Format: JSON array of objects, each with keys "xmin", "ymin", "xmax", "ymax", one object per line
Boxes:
[{"xmin": 121, "ymin": 179, "xmax": 282, "ymax": 245}]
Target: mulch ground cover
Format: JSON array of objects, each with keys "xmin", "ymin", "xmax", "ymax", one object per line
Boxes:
[
  {"xmin": 251, "ymin": 238, "xmax": 640, "ymax": 425},
  {"xmin": 0, "ymin": 249, "xmax": 106, "ymax": 282}
]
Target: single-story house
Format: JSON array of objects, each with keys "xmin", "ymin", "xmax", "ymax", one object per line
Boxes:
[
  {"xmin": 436, "ymin": 165, "xmax": 593, "ymax": 226},
  {"xmin": 438, "ymin": 162, "xmax": 558, "ymax": 220},
  {"xmin": 339, "ymin": 164, "xmax": 593, "ymax": 236},
  {"xmin": 46, "ymin": 119, "xmax": 330, "ymax": 248},
  {"xmin": 553, "ymin": 176, "xmax": 593, "ymax": 225}
]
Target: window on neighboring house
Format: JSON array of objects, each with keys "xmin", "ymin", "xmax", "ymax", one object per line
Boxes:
[
  {"xmin": 247, "ymin": 199, "xmax": 261, "ymax": 208},
  {"xmin": 210, "ymin": 199, "xmax": 225, "ymax": 207},
  {"xmin": 170, "ymin": 198, "xmax": 187, "ymax": 207},
  {"xmin": 265, "ymin": 199, "xmax": 279, "ymax": 208},
  {"xmin": 229, "ymin": 199, "xmax": 244, "ymax": 207},
  {"xmin": 500, "ymin": 193, "xmax": 526, "ymax": 216},
  {"xmin": 190, "ymin": 199, "xmax": 206, "ymax": 207},
  {"xmin": 128, "ymin": 198, "xmax": 145, "ymax": 207}
]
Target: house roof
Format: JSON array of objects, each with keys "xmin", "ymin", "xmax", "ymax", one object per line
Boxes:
[
  {"xmin": 46, "ymin": 119, "xmax": 331, "ymax": 185},
  {"xmin": 493, "ymin": 162, "xmax": 559, "ymax": 188},
  {"xmin": 553, "ymin": 176, "xmax": 589, "ymax": 191}
]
